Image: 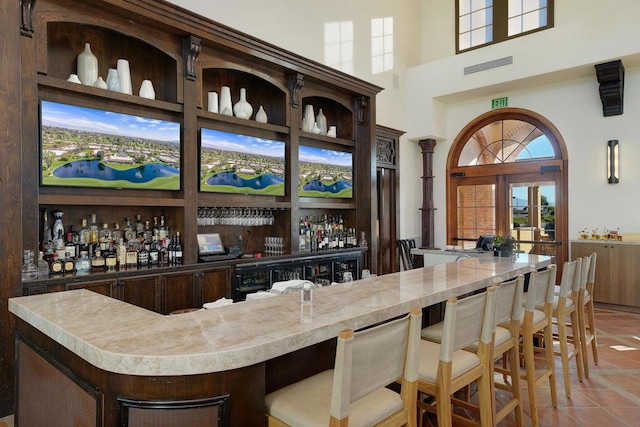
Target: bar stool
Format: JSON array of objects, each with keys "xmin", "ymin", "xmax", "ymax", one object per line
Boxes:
[
  {"xmin": 397, "ymin": 239, "xmax": 416, "ymax": 271},
  {"xmin": 519, "ymin": 265, "xmax": 558, "ymax": 427},
  {"xmin": 551, "ymin": 258, "xmax": 584, "ymax": 398},
  {"xmin": 421, "ymin": 276, "xmax": 525, "ymax": 426},
  {"xmin": 265, "ymin": 307, "xmax": 422, "ymax": 427},
  {"xmin": 578, "ymin": 252, "xmax": 598, "ymax": 373},
  {"xmin": 416, "ymin": 287, "xmax": 497, "ymax": 427}
]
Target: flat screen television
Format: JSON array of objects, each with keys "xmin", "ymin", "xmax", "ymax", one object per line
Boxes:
[
  {"xmin": 199, "ymin": 127, "xmax": 285, "ymax": 196},
  {"xmin": 298, "ymin": 145, "xmax": 353, "ymax": 198},
  {"xmin": 40, "ymin": 100, "xmax": 181, "ymax": 190}
]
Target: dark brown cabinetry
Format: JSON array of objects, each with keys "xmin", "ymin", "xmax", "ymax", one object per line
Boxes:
[{"xmin": 9, "ymin": 0, "xmax": 381, "ymax": 418}]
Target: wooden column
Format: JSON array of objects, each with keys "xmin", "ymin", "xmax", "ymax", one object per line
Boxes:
[{"xmin": 418, "ymin": 139, "xmax": 437, "ymax": 249}]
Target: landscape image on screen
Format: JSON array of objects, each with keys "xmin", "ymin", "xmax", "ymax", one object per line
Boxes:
[
  {"xmin": 298, "ymin": 145, "xmax": 352, "ymax": 198},
  {"xmin": 40, "ymin": 100, "xmax": 181, "ymax": 190},
  {"xmin": 199, "ymin": 128, "xmax": 285, "ymax": 196}
]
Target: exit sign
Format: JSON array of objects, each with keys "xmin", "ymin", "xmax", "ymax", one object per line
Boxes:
[{"xmin": 491, "ymin": 97, "xmax": 508, "ymax": 109}]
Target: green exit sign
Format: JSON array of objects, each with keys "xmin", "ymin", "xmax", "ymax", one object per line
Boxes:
[{"xmin": 491, "ymin": 97, "xmax": 508, "ymax": 109}]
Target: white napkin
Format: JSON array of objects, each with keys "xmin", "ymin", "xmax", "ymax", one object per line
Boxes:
[
  {"xmin": 203, "ymin": 297, "xmax": 234, "ymax": 309},
  {"xmin": 270, "ymin": 279, "xmax": 311, "ymax": 294},
  {"xmin": 245, "ymin": 291, "xmax": 279, "ymax": 301}
]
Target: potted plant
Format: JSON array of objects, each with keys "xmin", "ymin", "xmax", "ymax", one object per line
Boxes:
[{"xmin": 493, "ymin": 235, "xmax": 516, "ymax": 257}]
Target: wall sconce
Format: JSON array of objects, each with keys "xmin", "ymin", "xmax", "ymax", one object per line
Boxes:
[{"xmin": 607, "ymin": 139, "xmax": 619, "ymax": 184}]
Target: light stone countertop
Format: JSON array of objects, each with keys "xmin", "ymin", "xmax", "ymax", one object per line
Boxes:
[{"xmin": 9, "ymin": 254, "xmax": 550, "ymax": 377}]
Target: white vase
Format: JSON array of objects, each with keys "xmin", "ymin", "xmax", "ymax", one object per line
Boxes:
[
  {"xmin": 117, "ymin": 59, "xmax": 132, "ymax": 95},
  {"xmin": 93, "ymin": 76, "xmax": 108, "ymax": 89},
  {"xmin": 219, "ymin": 86, "xmax": 233, "ymax": 116},
  {"xmin": 327, "ymin": 125, "xmax": 337, "ymax": 138},
  {"xmin": 316, "ymin": 109, "xmax": 327, "ymax": 135},
  {"xmin": 311, "ymin": 122, "xmax": 321, "ymax": 134},
  {"xmin": 233, "ymin": 88, "xmax": 253, "ymax": 119},
  {"xmin": 139, "ymin": 80, "xmax": 155, "ymax": 99},
  {"xmin": 67, "ymin": 73, "xmax": 81, "ymax": 84},
  {"xmin": 207, "ymin": 91, "xmax": 219, "ymax": 113},
  {"xmin": 106, "ymin": 68, "xmax": 120, "ymax": 92},
  {"xmin": 304, "ymin": 104, "xmax": 315, "ymax": 132},
  {"xmin": 77, "ymin": 43, "xmax": 98, "ymax": 86},
  {"xmin": 255, "ymin": 106, "xmax": 268, "ymax": 123}
]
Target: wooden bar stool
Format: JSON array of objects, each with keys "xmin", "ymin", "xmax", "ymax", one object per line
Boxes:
[
  {"xmin": 579, "ymin": 252, "xmax": 599, "ymax": 372},
  {"xmin": 416, "ymin": 287, "xmax": 497, "ymax": 427},
  {"xmin": 552, "ymin": 259, "xmax": 584, "ymax": 398},
  {"xmin": 519, "ymin": 265, "xmax": 558, "ymax": 427},
  {"xmin": 265, "ymin": 307, "xmax": 422, "ymax": 427},
  {"xmin": 421, "ymin": 276, "xmax": 525, "ymax": 426}
]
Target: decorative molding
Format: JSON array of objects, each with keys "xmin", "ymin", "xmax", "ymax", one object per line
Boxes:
[
  {"xmin": 357, "ymin": 96, "xmax": 368, "ymax": 125},
  {"xmin": 595, "ymin": 59, "xmax": 624, "ymax": 117},
  {"xmin": 183, "ymin": 35, "xmax": 201, "ymax": 81},
  {"xmin": 376, "ymin": 136, "xmax": 396, "ymax": 165},
  {"xmin": 288, "ymin": 73, "xmax": 304, "ymax": 108},
  {"xmin": 20, "ymin": 0, "xmax": 36, "ymax": 37}
]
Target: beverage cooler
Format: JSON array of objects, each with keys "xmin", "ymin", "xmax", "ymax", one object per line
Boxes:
[{"xmin": 234, "ymin": 264, "xmax": 274, "ymax": 301}]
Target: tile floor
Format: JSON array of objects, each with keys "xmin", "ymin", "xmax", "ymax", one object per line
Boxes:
[
  {"xmin": 421, "ymin": 307, "xmax": 640, "ymax": 426},
  {"xmin": 1, "ymin": 308, "xmax": 638, "ymax": 427}
]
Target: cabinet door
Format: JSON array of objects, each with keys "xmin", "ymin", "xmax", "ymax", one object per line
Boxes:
[
  {"xmin": 611, "ymin": 244, "xmax": 640, "ymax": 307},
  {"xmin": 200, "ymin": 266, "xmax": 232, "ymax": 305},
  {"xmin": 571, "ymin": 242, "xmax": 610, "ymax": 303},
  {"xmin": 65, "ymin": 279, "xmax": 117, "ymax": 297},
  {"xmin": 119, "ymin": 274, "xmax": 161, "ymax": 313},
  {"xmin": 163, "ymin": 270, "xmax": 199, "ymax": 314}
]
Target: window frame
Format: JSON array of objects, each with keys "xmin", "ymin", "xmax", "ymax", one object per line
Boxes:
[{"xmin": 456, "ymin": 0, "xmax": 554, "ymax": 54}]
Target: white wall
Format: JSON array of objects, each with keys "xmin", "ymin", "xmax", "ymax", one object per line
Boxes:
[{"xmin": 408, "ymin": 0, "xmax": 640, "ymax": 246}]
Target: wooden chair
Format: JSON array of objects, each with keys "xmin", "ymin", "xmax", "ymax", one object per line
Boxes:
[
  {"xmin": 578, "ymin": 252, "xmax": 599, "ymax": 373},
  {"xmin": 265, "ymin": 307, "xmax": 422, "ymax": 427},
  {"xmin": 416, "ymin": 287, "xmax": 498, "ymax": 427},
  {"xmin": 519, "ymin": 265, "xmax": 558, "ymax": 427},
  {"xmin": 551, "ymin": 258, "xmax": 584, "ymax": 398},
  {"xmin": 421, "ymin": 276, "xmax": 525, "ymax": 426}
]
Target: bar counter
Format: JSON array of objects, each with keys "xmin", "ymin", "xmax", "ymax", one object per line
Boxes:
[{"xmin": 9, "ymin": 253, "xmax": 550, "ymax": 425}]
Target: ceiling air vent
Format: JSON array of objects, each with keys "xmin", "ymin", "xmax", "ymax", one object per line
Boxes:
[{"xmin": 464, "ymin": 56, "xmax": 513, "ymax": 75}]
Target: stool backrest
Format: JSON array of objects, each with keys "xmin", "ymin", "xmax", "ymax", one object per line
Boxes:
[
  {"xmin": 439, "ymin": 287, "xmax": 497, "ymax": 363},
  {"xmin": 397, "ymin": 239, "xmax": 416, "ymax": 270},
  {"xmin": 578, "ymin": 256, "xmax": 591, "ymax": 291},
  {"xmin": 330, "ymin": 308, "xmax": 422, "ymax": 419},
  {"xmin": 492, "ymin": 274, "xmax": 525, "ymax": 325},
  {"xmin": 558, "ymin": 259, "xmax": 579, "ymax": 298},
  {"xmin": 525, "ymin": 264, "xmax": 557, "ymax": 312}
]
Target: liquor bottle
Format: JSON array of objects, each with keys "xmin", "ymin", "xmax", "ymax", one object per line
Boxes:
[
  {"xmin": 117, "ymin": 238, "xmax": 127, "ymax": 269},
  {"xmin": 159, "ymin": 215, "xmax": 168, "ymax": 240},
  {"xmin": 125, "ymin": 243, "xmax": 138, "ymax": 268},
  {"xmin": 89, "ymin": 213, "xmax": 99, "ymax": 244},
  {"xmin": 135, "ymin": 214, "xmax": 145, "ymax": 239},
  {"xmin": 167, "ymin": 236, "xmax": 175, "ymax": 265},
  {"xmin": 37, "ymin": 251, "xmax": 50, "ymax": 278},
  {"xmin": 99, "ymin": 223, "xmax": 112, "ymax": 252},
  {"xmin": 124, "ymin": 217, "xmax": 135, "ymax": 242},
  {"xmin": 143, "ymin": 221, "xmax": 153, "ymax": 243},
  {"xmin": 105, "ymin": 250, "xmax": 117, "ymax": 271},
  {"xmin": 79, "ymin": 218, "xmax": 90, "ymax": 245},
  {"xmin": 49, "ymin": 253, "xmax": 64, "ymax": 275},
  {"xmin": 21, "ymin": 250, "xmax": 39, "ymax": 281},
  {"xmin": 65, "ymin": 232, "xmax": 76, "ymax": 260},
  {"xmin": 152, "ymin": 216, "xmax": 159, "ymax": 237},
  {"xmin": 42, "ymin": 209, "xmax": 52, "ymax": 249},
  {"xmin": 63, "ymin": 252, "xmax": 76, "ymax": 274},
  {"xmin": 173, "ymin": 232, "xmax": 183, "ymax": 265},
  {"xmin": 91, "ymin": 249, "xmax": 106, "ymax": 272},
  {"xmin": 149, "ymin": 237, "xmax": 159, "ymax": 266},
  {"xmin": 159, "ymin": 238, "xmax": 168, "ymax": 266},
  {"xmin": 112, "ymin": 222, "xmax": 123, "ymax": 243},
  {"xmin": 137, "ymin": 242, "xmax": 150, "ymax": 267},
  {"xmin": 75, "ymin": 253, "xmax": 91, "ymax": 275}
]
